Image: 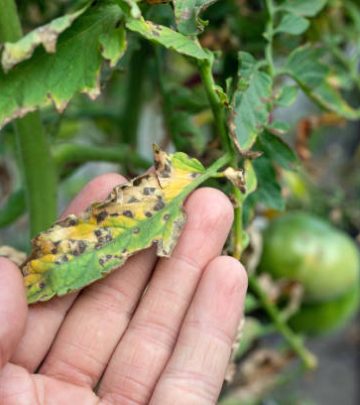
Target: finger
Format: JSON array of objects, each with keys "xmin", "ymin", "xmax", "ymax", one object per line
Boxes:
[
  {"xmin": 11, "ymin": 173, "xmax": 126, "ymax": 372},
  {"xmin": 0, "ymin": 258, "xmax": 27, "ymax": 369},
  {"xmin": 150, "ymin": 256, "xmax": 247, "ymax": 405},
  {"xmin": 39, "ymin": 246, "xmax": 156, "ymax": 387},
  {"xmin": 99, "ymin": 188, "xmax": 234, "ymax": 404}
]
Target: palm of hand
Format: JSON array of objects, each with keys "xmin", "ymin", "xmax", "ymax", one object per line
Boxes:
[{"xmin": 0, "ymin": 174, "xmax": 246, "ymax": 405}]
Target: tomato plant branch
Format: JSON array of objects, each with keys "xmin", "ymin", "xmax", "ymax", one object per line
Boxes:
[
  {"xmin": 249, "ymin": 275, "xmax": 318, "ymax": 370},
  {"xmin": 53, "ymin": 143, "xmax": 150, "ymax": 171},
  {"xmin": 121, "ymin": 41, "xmax": 149, "ymax": 147},
  {"xmin": 264, "ymin": 0, "xmax": 276, "ymax": 77},
  {"xmin": 0, "ymin": 0, "xmax": 57, "ymax": 237},
  {"xmin": 197, "ymin": 58, "xmax": 245, "ymax": 259},
  {"xmin": 198, "ymin": 59, "xmax": 232, "ymax": 154}
]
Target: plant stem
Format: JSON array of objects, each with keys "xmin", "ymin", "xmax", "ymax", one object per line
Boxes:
[
  {"xmin": 232, "ymin": 187, "xmax": 243, "ymax": 260},
  {"xmin": 197, "ymin": 58, "xmax": 245, "ymax": 260},
  {"xmin": 0, "ymin": 0, "xmax": 57, "ymax": 237},
  {"xmin": 121, "ymin": 41, "xmax": 149, "ymax": 147},
  {"xmin": 249, "ymin": 275, "xmax": 318, "ymax": 370},
  {"xmin": 14, "ymin": 115, "xmax": 57, "ymax": 236},
  {"xmin": 198, "ymin": 59, "xmax": 232, "ymax": 154},
  {"xmin": 264, "ymin": 0, "xmax": 276, "ymax": 77},
  {"xmin": 53, "ymin": 143, "xmax": 150, "ymax": 170}
]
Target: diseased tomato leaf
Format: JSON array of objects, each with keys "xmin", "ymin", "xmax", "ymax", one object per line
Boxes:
[
  {"xmin": 0, "ymin": 1, "xmax": 125, "ymax": 130},
  {"xmin": 1, "ymin": 6, "xmax": 87, "ymax": 72},
  {"xmin": 22, "ymin": 146, "xmax": 228, "ymax": 304}
]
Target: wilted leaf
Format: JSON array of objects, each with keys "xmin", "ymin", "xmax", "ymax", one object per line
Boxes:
[
  {"xmin": 231, "ymin": 52, "xmax": 272, "ymax": 151},
  {"xmin": 275, "ymin": 13, "xmax": 309, "ymax": 35},
  {"xmin": 173, "ymin": 0, "xmax": 219, "ymax": 36},
  {"xmin": 126, "ymin": 17, "xmax": 210, "ymax": 60},
  {"xmin": 0, "ymin": 1, "xmax": 125, "ymax": 130},
  {"xmin": 285, "ymin": 45, "xmax": 360, "ymax": 119},
  {"xmin": 1, "ymin": 7, "xmax": 87, "ymax": 72},
  {"xmin": 279, "ymin": 0, "xmax": 327, "ymax": 17},
  {"xmin": 22, "ymin": 147, "xmax": 230, "ymax": 304}
]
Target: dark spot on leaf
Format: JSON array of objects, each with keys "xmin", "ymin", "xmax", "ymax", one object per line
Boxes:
[
  {"xmin": 145, "ymin": 211, "xmax": 153, "ymax": 217},
  {"xmin": 123, "ymin": 210, "xmax": 134, "ymax": 218},
  {"xmin": 105, "ymin": 234, "xmax": 113, "ymax": 242},
  {"xmin": 143, "ymin": 187, "xmax": 156, "ymax": 195},
  {"xmin": 133, "ymin": 177, "xmax": 142, "ymax": 186},
  {"xmin": 51, "ymin": 248, "xmax": 58, "ymax": 254},
  {"xmin": 153, "ymin": 199, "xmax": 165, "ymax": 211},
  {"xmin": 128, "ymin": 196, "xmax": 139, "ymax": 203},
  {"xmin": 78, "ymin": 240, "xmax": 86, "ymax": 253},
  {"xmin": 110, "ymin": 213, "xmax": 119, "ymax": 217},
  {"xmin": 106, "ymin": 254, "xmax": 112, "ymax": 259},
  {"xmin": 133, "ymin": 227, "xmax": 140, "ymax": 234},
  {"xmin": 99, "ymin": 258, "xmax": 104, "ymax": 265},
  {"xmin": 163, "ymin": 214, "xmax": 170, "ymax": 221},
  {"xmin": 39, "ymin": 282, "xmax": 46, "ymax": 289},
  {"xmin": 96, "ymin": 211, "xmax": 108, "ymax": 224},
  {"xmin": 95, "ymin": 230, "xmax": 102, "ymax": 237}
]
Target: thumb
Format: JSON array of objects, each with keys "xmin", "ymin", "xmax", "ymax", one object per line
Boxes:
[{"xmin": 0, "ymin": 257, "xmax": 27, "ymax": 369}]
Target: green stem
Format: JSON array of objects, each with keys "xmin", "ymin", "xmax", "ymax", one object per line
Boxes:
[
  {"xmin": 0, "ymin": 0, "xmax": 57, "ymax": 237},
  {"xmin": 232, "ymin": 187, "xmax": 243, "ymax": 260},
  {"xmin": 121, "ymin": 41, "xmax": 149, "ymax": 147},
  {"xmin": 264, "ymin": 0, "xmax": 276, "ymax": 77},
  {"xmin": 198, "ymin": 59, "xmax": 232, "ymax": 154},
  {"xmin": 14, "ymin": 115, "xmax": 57, "ymax": 236},
  {"xmin": 53, "ymin": 143, "xmax": 150, "ymax": 170},
  {"xmin": 249, "ymin": 275, "xmax": 317, "ymax": 370}
]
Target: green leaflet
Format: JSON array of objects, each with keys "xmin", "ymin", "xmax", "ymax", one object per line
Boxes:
[
  {"xmin": 173, "ymin": 0, "xmax": 219, "ymax": 35},
  {"xmin": 22, "ymin": 148, "xmax": 230, "ymax": 304},
  {"xmin": 126, "ymin": 17, "xmax": 210, "ymax": 60},
  {"xmin": 231, "ymin": 52, "xmax": 273, "ymax": 151},
  {"xmin": 285, "ymin": 45, "xmax": 360, "ymax": 119},
  {"xmin": 0, "ymin": 1, "xmax": 125, "ymax": 130}
]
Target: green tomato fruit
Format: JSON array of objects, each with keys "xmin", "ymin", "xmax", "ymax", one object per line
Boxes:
[
  {"xmin": 259, "ymin": 212, "xmax": 359, "ymax": 302},
  {"xmin": 289, "ymin": 285, "xmax": 359, "ymax": 335}
]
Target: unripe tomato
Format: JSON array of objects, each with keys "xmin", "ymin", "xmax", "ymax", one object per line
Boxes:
[
  {"xmin": 289, "ymin": 285, "xmax": 359, "ymax": 335},
  {"xmin": 259, "ymin": 212, "xmax": 359, "ymax": 303}
]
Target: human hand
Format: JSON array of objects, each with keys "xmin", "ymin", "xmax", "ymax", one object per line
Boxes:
[{"xmin": 0, "ymin": 173, "xmax": 247, "ymax": 405}]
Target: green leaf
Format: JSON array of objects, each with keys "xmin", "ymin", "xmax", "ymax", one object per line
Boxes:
[
  {"xmin": 1, "ymin": 7, "xmax": 87, "ymax": 72},
  {"xmin": 258, "ymin": 131, "xmax": 297, "ymax": 170},
  {"xmin": 266, "ymin": 120, "xmax": 291, "ymax": 135},
  {"xmin": 250, "ymin": 156, "xmax": 285, "ymax": 211},
  {"xmin": 275, "ymin": 13, "xmax": 310, "ymax": 35},
  {"xmin": 243, "ymin": 159, "xmax": 257, "ymax": 198},
  {"xmin": 231, "ymin": 52, "xmax": 272, "ymax": 151},
  {"xmin": 280, "ymin": 0, "xmax": 327, "ymax": 17},
  {"xmin": 0, "ymin": 1, "xmax": 125, "ymax": 130},
  {"xmin": 173, "ymin": 0, "xmax": 219, "ymax": 36},
  {"xmin": 276, "ymin": 84, "xmax": 298, "ymax": 107},
  {"xmin": 285, "ymin": 45, "xmax": 360, "ymax": 119},
  {"xmin": 126, "ymin": 17, "xmax": 210, "ymax": 60}
]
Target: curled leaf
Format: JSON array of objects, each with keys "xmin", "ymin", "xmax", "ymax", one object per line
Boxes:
[{"xmin": 223, "ymin": 167, "xmax": 246, "ymax": 193}]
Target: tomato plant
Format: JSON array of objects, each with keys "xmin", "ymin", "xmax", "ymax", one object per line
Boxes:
[{"xmin": 0, "ymin": 0, "xmax": 359, "ymax": 402}]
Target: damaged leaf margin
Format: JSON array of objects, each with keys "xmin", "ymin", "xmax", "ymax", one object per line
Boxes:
[{"xmin": 1, "ymin": 6, "xmax": 87, "ymax": 72}]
